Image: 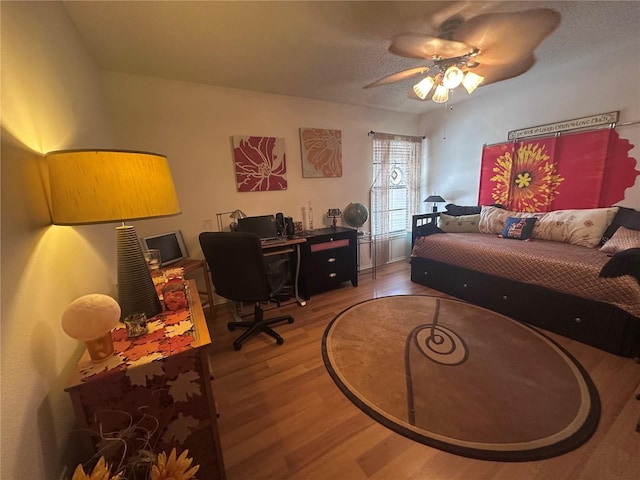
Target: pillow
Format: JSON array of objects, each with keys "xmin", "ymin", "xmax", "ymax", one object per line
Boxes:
[
  {"xmin": 599, "ymin": 247, "xmax": 640, "ymax": 285},
  {"xmin": 415, "ymin": 222, "xmax": 445, "ymax": 238},
  {"xmin": 445, "ymin": 204, "xmax": 482, "ymax": 216},
  {"xmin": 479, "ymin": 206, "xmax": 511, "ymax": 234},
  {"xmin": 533, "ymin": 207, "xmax": 619, "ymax": 248},
  {"xmin": 601, "ymin": 207, "xmax": 640, "ymax": 243},
  {"xmin": 600, "ymin": 226, "xmax": 640, "ymax": 254},
  {"xmin": 445, "ymin": 203, "xmax": 504, "ymax": 216},
  {"xmin": 478, "ymin": 206, "xmax": 541, "ymax": 235},
  {"xmin": 438, "ymin": 213, "xmax": 480, "ymax": 233},
  {"xmin": 501, "ymin": 217, "xmax": 537, "ymax": 240}
]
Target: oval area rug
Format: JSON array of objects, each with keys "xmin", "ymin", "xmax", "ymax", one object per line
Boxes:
[{"xmin": 321, "ymin": 295, "xmax": 600, "ymax": 461}]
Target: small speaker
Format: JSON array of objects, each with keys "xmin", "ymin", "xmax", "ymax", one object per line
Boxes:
[
  {"xmin": 275, "ymin": 212, "xmax": 285, "ymax": 235},
  {"xmin": 285, "ymin": 216, "xmax": 294, "ymax": 236}
]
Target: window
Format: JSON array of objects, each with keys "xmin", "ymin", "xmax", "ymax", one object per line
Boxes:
[{"xmin": 371, "ymin": 133, "xmax": 422, "ymax": 236}]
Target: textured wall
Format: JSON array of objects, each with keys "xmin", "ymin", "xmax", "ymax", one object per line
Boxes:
[{"xmin": 1, "ymin": 2, "xmax": 115, "ymax": 479}]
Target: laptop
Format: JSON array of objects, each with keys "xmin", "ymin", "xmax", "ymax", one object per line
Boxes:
[{"xmin": 237, "ymin": 215, "xmax": 287, "ymax": 245}]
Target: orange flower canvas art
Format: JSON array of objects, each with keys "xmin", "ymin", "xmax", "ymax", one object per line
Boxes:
[{"xmin": 300, "ymin": 127, "xmax": 343, "ymax": 177}]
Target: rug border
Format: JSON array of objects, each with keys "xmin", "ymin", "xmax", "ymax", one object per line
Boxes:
[{"xmin": 321, "ymin": 294, "xmax": 601, "ymax": 462}]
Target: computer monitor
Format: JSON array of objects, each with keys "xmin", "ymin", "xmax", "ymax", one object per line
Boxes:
[
  {"xmin": 140, "ymin": 230, "xmax": 188, "ymax": 266},
  {"xmin": 237, "ymin": 215, "xmax": 279, "ymax": 240}
]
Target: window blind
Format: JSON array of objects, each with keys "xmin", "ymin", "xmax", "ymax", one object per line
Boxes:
[{"xmin": 371, "ymin": 134, "xmax": 422, "ymax": 238}]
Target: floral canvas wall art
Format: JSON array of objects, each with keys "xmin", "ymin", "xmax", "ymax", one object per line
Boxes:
[
  {"xmin": 300, "ymin": 128, "xmax": 342, "ymax": 177},
  {"xmin": 232, "ymin": 135, "xmax": 288, "ymax": 191},
  {"xmin": 478, "ymin": 129, "xmax": 638, "ymax": 211}
]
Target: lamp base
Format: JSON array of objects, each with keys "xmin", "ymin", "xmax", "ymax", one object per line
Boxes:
[
  {"xmin": 116, "ymin": 225, "xmax": 163, "ymax": 320},
  {"xmin": 85, "ymin": 332, "xmax": 114, "ymax": 362}
]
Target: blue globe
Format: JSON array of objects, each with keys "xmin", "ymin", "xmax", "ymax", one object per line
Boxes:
[{"xmin": 343, "ymin": 202, "xmax": 369, "ymax": 228}]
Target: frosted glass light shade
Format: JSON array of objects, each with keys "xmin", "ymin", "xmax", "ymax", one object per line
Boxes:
[
  {"xmin": 442, "ymin": 66, "xmax": 464, "ymax": 89},
  {"xmin": 412, "ymin": 77, "xmax": 435, "ymax": 100},
  {"xmin": 462, "ymin": 71, "xmax": 485, "ymax": 94},
  {"xmin": 47, "ymin": 150, "xmax": 181, "ymax": 225},
  {"xmin": 61, "ymin": 294, "xmax": 121, "ymax": 340},
  {"xmin": 432, "ymin": 85, "xmax": 449, "ymax": 103}
]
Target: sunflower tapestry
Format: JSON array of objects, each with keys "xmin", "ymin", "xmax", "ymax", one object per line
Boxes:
[
  {"xmin": 232, "ymin": 135, "xmax": 288, "ymax": 191},
  {"xmin": 478, "ymin": 129, "xmax": 638, "ymax": 212},
  {"xmin": 300, "ymin": 127, "xmax": 343, "ymax": 177}
]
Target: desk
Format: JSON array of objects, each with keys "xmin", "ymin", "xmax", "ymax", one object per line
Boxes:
[
  {"xmin": 65, "ymin": 280, "xmax": 226, "ymax": 479},
  {"xmin": 262, "ymin": 236, "xmax": 307, "ymax": 306}
]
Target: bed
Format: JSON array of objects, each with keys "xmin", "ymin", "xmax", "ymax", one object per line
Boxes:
[{"xmin": 410, "ymin": 206, "xmax": 640, "ymax": 357}]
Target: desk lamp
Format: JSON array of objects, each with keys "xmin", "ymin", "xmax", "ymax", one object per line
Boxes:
[
  {"xmin": 216, "ymin": 209, "xmax": 247, "ymax": 231},
  {"xmin": 424, "ymin": 194, "xmax": 446, "ymax": 213},
  {"xmin": 47, "ymin": 149, "xmax": 181, "ymax": 320}
]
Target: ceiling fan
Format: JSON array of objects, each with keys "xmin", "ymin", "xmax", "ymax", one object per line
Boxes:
[{"xmin": 364, "ymin": 8, "xmax": 561, "ymax": 103}]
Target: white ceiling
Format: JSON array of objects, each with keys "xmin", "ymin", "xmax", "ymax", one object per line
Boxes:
[{"xmin": 62, "ymin": 1, "xmax": 640, "ymax": 115}]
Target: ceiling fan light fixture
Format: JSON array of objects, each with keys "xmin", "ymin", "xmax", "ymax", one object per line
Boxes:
[
  {"xmin": 413, "ymin": 76, "xmax": 436, "ymax": 100},
  {"xmin": 442, "ymin": 66, "xmax": 464, "ymax": 89},
  {"xmin": 432, "ymin": 84, "xmax": 449, "ymax": 103},
  {"xmin": 462, "ymin": 71, "xmax": 484, "ymax": 94}
]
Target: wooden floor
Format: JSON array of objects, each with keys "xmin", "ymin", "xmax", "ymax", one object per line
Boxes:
[{"xmin": 205, "ymin": 261, "xmax": 640, "ymax": 480}]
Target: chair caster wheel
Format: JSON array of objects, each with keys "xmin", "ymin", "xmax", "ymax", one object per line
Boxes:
[
  {"xmin": 228, "ymin": 324, "xmax": 235, "ymax": 331},
  {"xmin": 233, "ymin": 342, "xmax": 242, "ymax": 351},
  {"xmin": 277, "ymin": 338, "xmax": 284, "ymax": 345},
  {"xmin": 288, "ymin": 318, "xmax": 294, "ymax": 324}
]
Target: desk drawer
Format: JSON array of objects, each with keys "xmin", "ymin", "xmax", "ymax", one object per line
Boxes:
[
  {"xmin": 308, "ymin": 248, "xmax": 353, "ymax": 293},
  {"xmin": 310, "ymin": 238, "xmax": 350, "ymax": 252},
  {"xmin": 309, "ymin": 248, "xmax": 352, "ymax": 277}
]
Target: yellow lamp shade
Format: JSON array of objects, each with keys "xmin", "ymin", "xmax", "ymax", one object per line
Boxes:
[{"xmin": 46, "ymin": 149, "xmax": 181, "ymax": 225}]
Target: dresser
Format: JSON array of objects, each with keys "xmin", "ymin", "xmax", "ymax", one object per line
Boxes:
[
  {"xmin": 299, "ymin": 227, "xmax": 358, "ymax": 299},
  {"xmin": 65, "ymin": 280, "xmax": 225, "ymax": 479}
]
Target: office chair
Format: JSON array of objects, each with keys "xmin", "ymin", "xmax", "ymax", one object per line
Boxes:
[{"xmin": 199, "ymin": 231, "xmax": 294, "ymax": 350}]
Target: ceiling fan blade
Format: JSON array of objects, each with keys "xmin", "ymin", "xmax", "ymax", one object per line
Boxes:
[
  {"xmin": 454, "ymin": 9, "xmax": 561, "ymax": 65},
  {"xmin": 428, "ymin": 1, "xmax": 503, "ymax": 30},
  {"xmin": 389, "ymin": 33, "xmax": 474, "ymax": 60},
  {"xmin": 363, "ymin": 66, "xmax": 430, "ymax": 88},
  {"xmin": 473, "ymin": 56, "xmax": 536, "ymax": 86}
]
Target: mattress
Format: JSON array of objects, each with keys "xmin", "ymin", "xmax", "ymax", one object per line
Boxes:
[{"xmin": 412, "ymin": 232, "xmax": 640, "ymax": 317}]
